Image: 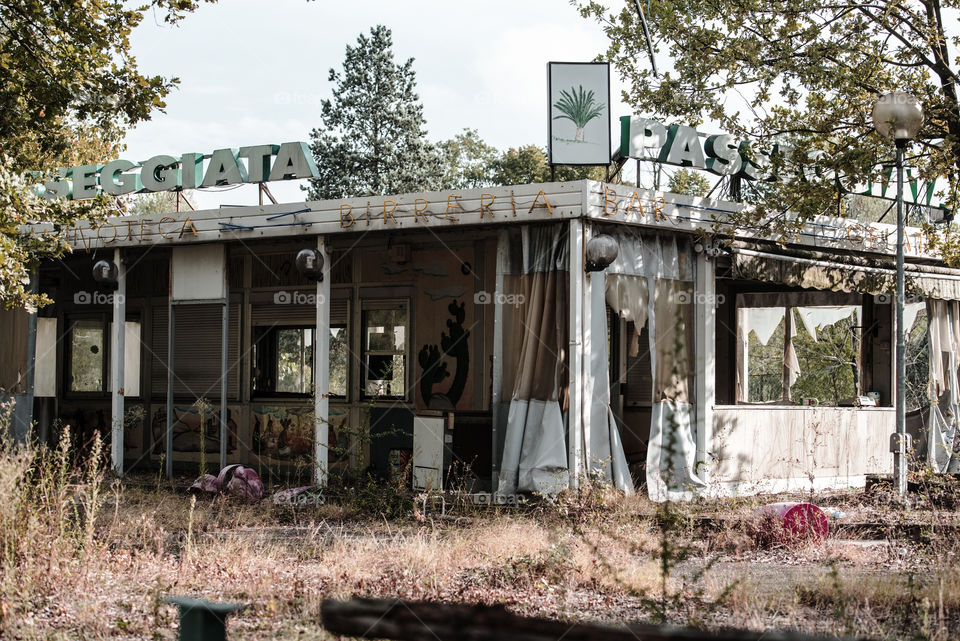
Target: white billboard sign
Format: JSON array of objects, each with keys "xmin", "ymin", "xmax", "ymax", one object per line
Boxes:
[{"xmin": 548, "ymin": 62, "xmax": 611, "ymax": 166}]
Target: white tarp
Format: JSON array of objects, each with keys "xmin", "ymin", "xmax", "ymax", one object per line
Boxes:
[
  {"xmin": 926, "ymin": 300, "xmax": 960, "ymax": 472},
  {"xmin": 586, "ymin": 269, "xmax": 633, "ymax": 493},
  {"xmin": 795, "ymin": 306, "xmax": 858, "ymax": 342},
  {"xmin": 745, "ymin": 307, "xmax": 785, "ymax": 347},
  {"xmin": 605, "ymin": 230, "xmax": 705, "ymax": 501}
]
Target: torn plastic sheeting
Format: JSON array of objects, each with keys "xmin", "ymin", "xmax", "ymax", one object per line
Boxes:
[
  {"xmin": 795, "ymin": 306, "xmax": 858, "ymax": 342},
  {"xmin": 188, "ymin": 464, "xmax": 264, "ymax": 502},
  {"xmin": 743, "ymin": 307, "xmax": 784, "ymax": 347}
]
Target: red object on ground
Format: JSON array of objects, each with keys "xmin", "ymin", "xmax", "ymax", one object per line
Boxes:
[{"xmin": 756, "ymin": 502, "xmax": 829, "ymax": 542}]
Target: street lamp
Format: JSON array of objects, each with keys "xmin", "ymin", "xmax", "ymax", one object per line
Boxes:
[{"xmin": 872, "ymin": 91, "xmax": 924, "ymax": 497}]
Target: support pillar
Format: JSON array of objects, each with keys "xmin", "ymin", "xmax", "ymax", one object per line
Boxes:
[
  {"xmin": 490, "ymin": 230, "xmax": 508, "ymax": 493},
  {"xmin": 111, "ymin": 248, "xmax": 126, "ymax": 476},
  {"xmin": 219, "ymin": 265, "xmax": 229, "ymax": 471},
  {"xmin": 694, "ymin": 252, "xmax": 716, "ymax": 483},
  {"xmin": 568, "ymin": 219, "xmax": 585, "ymax": 490},
  {"xmin": 314, "ymin": 236, "xmax": 332, "ymax": 486}
]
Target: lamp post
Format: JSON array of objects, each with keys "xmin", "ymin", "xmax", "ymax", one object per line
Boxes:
[{"xmin": 872, "ymin": 91, "xmax": 924, "ymax": 497}]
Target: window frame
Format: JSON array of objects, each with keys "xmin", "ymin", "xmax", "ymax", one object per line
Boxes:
[
  {"xmin": 360, "ymin": 298, "xmax": 410, "ymax": 401},
  {"xmin": 65, "ymin": 314, "xmax": 142, "ymax": 398},
  {"xmin": 250, "ymin": 322, "xmax": 351, "ymax": 400},
  {"xmin": 736, "ymin": 293, "xmax": 865, "ymax": 406},
  {"xmin": 251, "ymin": 324, "xmax": 316, "ymax": 399},
  {"xmin": 66, "ymin": 315, "xmax": 110, "ymax": 397}
]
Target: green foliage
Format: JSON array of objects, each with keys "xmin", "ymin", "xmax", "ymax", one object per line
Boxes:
[
  {"xmin": 438, "ymin": 129, "xmax": 498, "ymax": 189},
  {"xmin": 0, "ymin": 0, "xmax": 212, "ymax": 309},
  {"xmin": 305, "ymin": 25, "xmax": 443, "ymax": 199},
  {"xmin": 487, "ymin": 145, "xmax": 606, "ymax": 185},
  {"xmin": 125, "ymin": 191, "xmax": 188, "ymax": 218},
  {"xmin": 791, "ymin": 311, "xmax": 860, "ymax": 405},
  {"xmin": 579, "ymin": 0, "xmax": 960, "ymax": 252},
  {"xmin": 667, "ymin": 169, "xmax": 711, "ymax": 197}
]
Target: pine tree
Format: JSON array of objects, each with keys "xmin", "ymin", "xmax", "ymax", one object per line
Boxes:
[{"xmin": 305, "ymin": 26, "xmax": 442, "ymax": 200}]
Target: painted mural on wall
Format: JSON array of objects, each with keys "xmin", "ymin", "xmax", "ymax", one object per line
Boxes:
[
  {"xmin": 251, "ymin": 406, "xmax": 312, "ymax": 461},
  {"xmin": 149, "ymin": 405, "xmax": 239, "ymax": 455},
  {"xmin": 418, "ymin": 299, "xmax": 470, "ymax": 410},
  {"xmin": 250, "ymin": 405, "xmax": 351, "ymax": 467}
]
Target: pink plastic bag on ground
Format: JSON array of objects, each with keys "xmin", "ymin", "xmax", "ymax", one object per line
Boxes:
[
  {"xmin": 218, "ymin": 464, "xmax": 264, "ymax": 502},
  {"xmin": 189, "ymin": 474, "xmax": 221, "ymax": 495},
  {"xmin": 189, "ymin": 465, "xmax": 264, "ymax": 502}
]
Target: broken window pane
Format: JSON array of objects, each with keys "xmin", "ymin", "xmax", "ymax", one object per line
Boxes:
[
  {"xmin": 791, "ymin": 306, "xmax": 861, "ymax": 406},
  {"xmin": 70, "ymin": 320, "xmax": 105, "ymax": 392},
  {"xmin": 741, "ymin": 307, "xmax": 785, "ymax": 403}
]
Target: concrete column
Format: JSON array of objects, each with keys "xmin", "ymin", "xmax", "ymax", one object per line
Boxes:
[
  {"xmin": 110, "ymin": 248, "xmax": 126, "ymax": 476},
  {"xmin": 568, "ymin": 219, "xmax": 585, "ymax": 490},
  {"xmin": 694, "ymin": 252, "xmax": 716, "ymax": 482},
  {"xmin": 314, "ymin": 236, "xmax": 332, "ymax": 486}
]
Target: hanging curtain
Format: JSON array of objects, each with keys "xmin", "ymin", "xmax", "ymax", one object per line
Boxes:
[
  {"xmin": 925, "ymin": 300, "xmax": 960, "ymax": 473},
  {"xmin": 605, "ymin": 230, "xmax": 705, "ymax": 501},
  {"xmin": 584, "ymin": 270, "xmax": 633, "ymax": 493},
  {"xmin": 497, "ymin": 225, "xmax": 570, "ymax": 495}
]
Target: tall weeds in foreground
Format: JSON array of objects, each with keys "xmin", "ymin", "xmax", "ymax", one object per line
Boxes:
[{"xmin": 0, "ymin": 406, "xmax": 109, "ymax": 615}]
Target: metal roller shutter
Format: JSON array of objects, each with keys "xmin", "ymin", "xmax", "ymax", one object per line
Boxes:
[{"xmin": 151, "ymin": 303, "xmax": 241, "ymax": 400}]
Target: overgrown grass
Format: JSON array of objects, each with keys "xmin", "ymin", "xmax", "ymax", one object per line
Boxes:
[{"xmin": 3, "ymin": 418, "xmax": 960, "ymax": 640}]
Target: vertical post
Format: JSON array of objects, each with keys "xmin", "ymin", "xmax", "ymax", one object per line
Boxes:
[
  {"xmin": 580, "ymin": 224, "xmax": 594, "ymax": 476},
  {"xmin": 314, "ymin": 236, "xmax": 332, "ymax": 486},
  {"xmin": 894, "ymin": 141, "xmax": 907, "ymax": 496},
  {"xmin": 782, "ymin": 306, "xmax": 793, "ymax": 403},
  {"xmin": 16, "ymin": 271, "xmax": 38, "ymax": 443},
  {"xmin": 166, "ymin": 297, "xmax": 175, "ymax": 480},
  {"xmin": 694, "ymin": 253, "xmax": 715, "ymax": 483},
  {"xmin": 568, "ymin": 219, "xmax": 585, "ymax": 490},
  {"xmin": 219, "ymin": 289, "xmax": 229, "ymax": 470},
  {"xmin": 111, "ymin": 248, "xmax": 126, "ymax": 476},
  {"xmin": 491, "ymin": 230, "xmax": 508, "ymax": 493}
]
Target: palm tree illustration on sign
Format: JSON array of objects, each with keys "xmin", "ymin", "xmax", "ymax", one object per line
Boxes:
[{"xmin": 553, "ymin": 85, "xmax": 604, "ymax": 142}]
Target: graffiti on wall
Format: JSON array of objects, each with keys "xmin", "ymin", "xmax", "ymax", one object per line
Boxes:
[
  {"xmin": 150, "ymin": 405, "xmax": 238, "ymax": 455},
  {"xmin": 417, "ymin": 299, "xmax": 470, "ymax": 410},
  {"xmin": 250, "ymin": 405, "xmax": 351, "ymax": 466}
]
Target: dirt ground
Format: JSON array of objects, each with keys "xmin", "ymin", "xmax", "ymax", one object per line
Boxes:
[{"xmin": 3, "ymin": 472, "xmax": 960, "ymax": 641}]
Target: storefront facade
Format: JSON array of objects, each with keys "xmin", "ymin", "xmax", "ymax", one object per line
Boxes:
[{"xmin": 7, "ymin": 179, "xmax": 960, "ymax": 498}]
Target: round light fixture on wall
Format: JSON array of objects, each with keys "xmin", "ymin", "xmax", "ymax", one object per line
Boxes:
[
  {"xmin": 585, "ymin": 234, "xmax": 619, "ymax": 272},
  {"xmin": 92, "ymin": 259, "xmax": 118, "ymax": 284},
  {"xmin": 295, "ymin": 248, "xmax": 324, "ymax": 282}
]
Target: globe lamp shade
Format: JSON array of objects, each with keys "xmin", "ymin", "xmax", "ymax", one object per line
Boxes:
[
  {"xmin": 295, "ymin": 248, "xmax": 324, "ymax": 282},
  {"xmin": 872, "ymin": 92, "xmax": 924, "ymax": 141},
  {"xmin": 585, "ymin": 234, "xmax": 619, "ymax": 272}
]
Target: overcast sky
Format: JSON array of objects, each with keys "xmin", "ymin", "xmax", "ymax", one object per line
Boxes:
[{"xmin": 122, "ymin": 0, "xmax": 633, "ymax": 209}]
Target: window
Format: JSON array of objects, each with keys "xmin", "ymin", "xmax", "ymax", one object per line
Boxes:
[
  {"xmin": 70, "ymin": 319, "xmax": 105, "ymax": 392},
  {"xmin": 329, "ymin": 325, "xmax": 348, "ymax": 397},
  {"xmin": 252, "ymin": 324, "xmax": 349, "ymax": 397},
  {"xmin": 740, "ymin": 307, "xmax": 785, "ymax": 404},
  {"xmin": 68, "ymin": 318, "xmax": 141, "ymax": 395},
  {"xmin": 362, "ymin": 303, "xmax": 408, "ymax": 398},
  {"xmin": 738, "ymin": 296, "xmax": 862, "ymax": 406},
  {"xmin": 904, "ymin": 302, "xmax": 929, "ymax": 412},
  {"xmin": 253, "ymin": 326, "xmax": 312, "ymax": 396}
]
